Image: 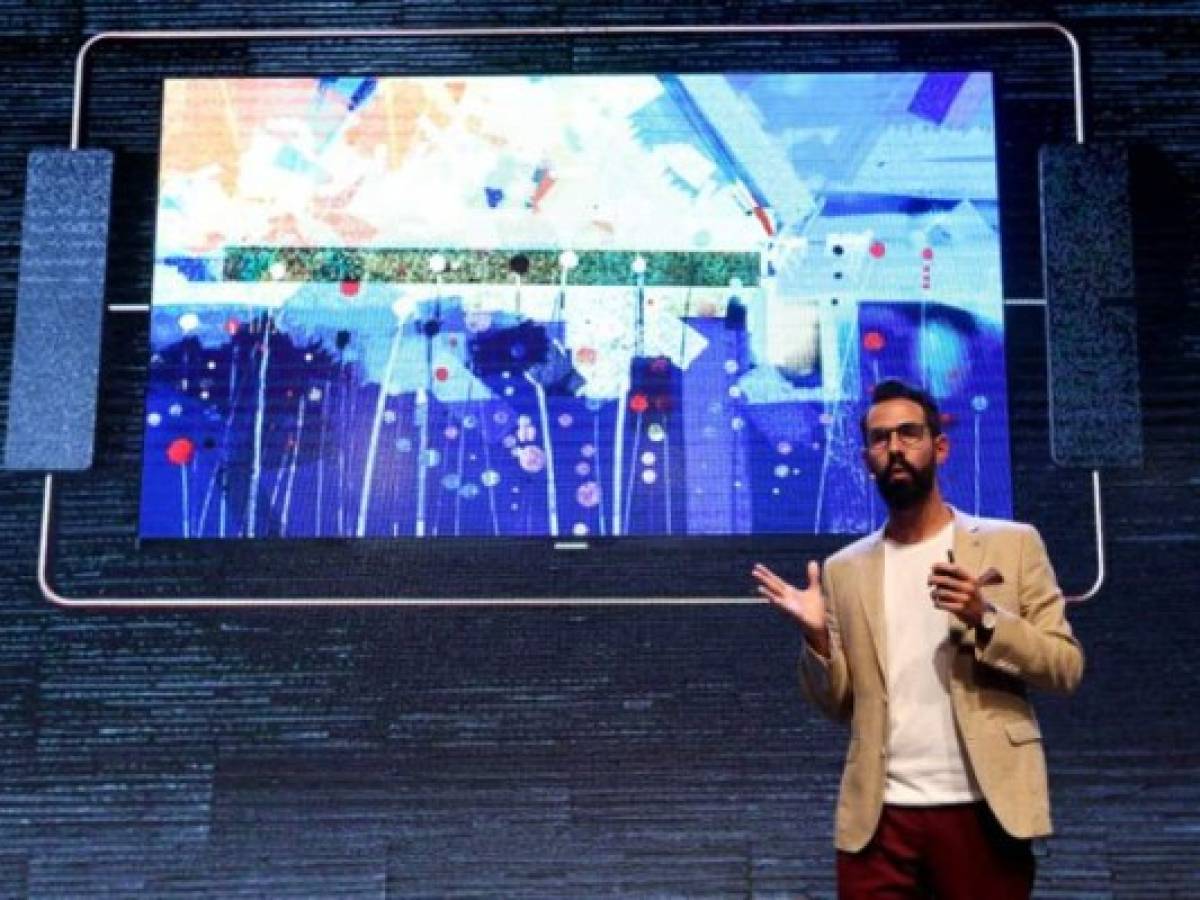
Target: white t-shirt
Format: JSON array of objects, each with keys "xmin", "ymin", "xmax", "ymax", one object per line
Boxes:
[{"xmin": 882, "ymin": 521, "xmax": 983, "ymax": 805}]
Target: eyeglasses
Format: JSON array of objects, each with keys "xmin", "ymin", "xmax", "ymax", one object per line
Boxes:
[{"xmin": 866, "ymin": 421, "xmax": 930, "ymax": 449}]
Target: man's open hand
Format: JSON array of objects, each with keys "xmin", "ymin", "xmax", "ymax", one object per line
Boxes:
[{"xmin": 752, "ymin": 561, "xmax": 830, "ymax": 657}]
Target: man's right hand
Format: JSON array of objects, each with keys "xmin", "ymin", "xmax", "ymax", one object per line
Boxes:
[{"xmin": 752, "ymin": 561, "xmax": 831, "ymax": 658}]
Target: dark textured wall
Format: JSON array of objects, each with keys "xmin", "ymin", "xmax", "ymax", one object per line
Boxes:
[{"xmin": 1, "ymin": 3, "xmax": 1198, "ymax": 898}]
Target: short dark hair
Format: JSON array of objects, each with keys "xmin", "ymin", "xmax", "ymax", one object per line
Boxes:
[{"xmin": 860, "ymin": 379, "xmax": 942, "ymax": 443}]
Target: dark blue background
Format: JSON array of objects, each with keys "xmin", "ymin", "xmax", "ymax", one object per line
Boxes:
[{"xmin": 0, "ymin": 4, "xmax": 1197, "ymax": 896}]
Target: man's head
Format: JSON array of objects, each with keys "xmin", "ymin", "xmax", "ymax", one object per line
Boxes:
[{"xmin": 860, "ymin": 379, "xmax": 948, "ymax": 511}]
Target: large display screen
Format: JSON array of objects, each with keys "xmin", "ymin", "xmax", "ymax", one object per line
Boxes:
[{"xmin": 140, "ymin": 72, "xmax": 1011, "ymax": 540}]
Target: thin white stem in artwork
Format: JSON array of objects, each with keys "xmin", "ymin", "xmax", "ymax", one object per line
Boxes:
[
  {"xmin": 245, "ymin": 316, "xmax": 271, "ymax": 538},
  {"xmin": 357, "ymin": 324, "xmax": 403, "ymax": 537}
]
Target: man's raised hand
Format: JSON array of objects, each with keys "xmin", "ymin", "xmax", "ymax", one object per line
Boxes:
[{"xmin": 752, "ymin": 561, "xmax": 831, "ymax": 658}]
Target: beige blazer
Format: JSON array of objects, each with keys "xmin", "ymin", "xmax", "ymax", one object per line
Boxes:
[{"xmin": 801, "ymin": 510, "xmax": 1084, "ymax": 852}]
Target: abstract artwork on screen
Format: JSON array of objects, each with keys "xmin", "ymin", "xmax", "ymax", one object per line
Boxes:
[{"xmin": 140, "ymin": 73, "xmax": 1011, "ymax": 539}]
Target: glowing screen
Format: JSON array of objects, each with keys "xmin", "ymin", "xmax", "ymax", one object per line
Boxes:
[{"xmin": 140, "ymin": 73, "xmax": 1011, "ymax": 539}]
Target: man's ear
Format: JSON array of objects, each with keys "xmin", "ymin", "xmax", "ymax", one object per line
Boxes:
[{"xmin": 934, "ymin": 432, "xmax": 950, "ymax": 464}]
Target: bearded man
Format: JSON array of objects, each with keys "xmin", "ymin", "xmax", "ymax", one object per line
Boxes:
[{"xmin": 752, "ymin": 378, "xmax": 1083, "ymax": 899}]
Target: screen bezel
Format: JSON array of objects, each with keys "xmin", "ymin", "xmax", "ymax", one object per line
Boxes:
[{"xmin": 41, "ymin": 23, "xmax": 1086, "ymax": 606}]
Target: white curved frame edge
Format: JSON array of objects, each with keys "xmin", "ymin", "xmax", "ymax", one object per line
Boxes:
[{"xmin": 41, "ymin": 21, "xmax": 1102, "ymax": 607}]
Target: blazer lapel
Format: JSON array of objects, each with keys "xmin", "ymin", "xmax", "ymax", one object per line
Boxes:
[
  {"xmin": 949, "ymin": 509, "xmax": 985, "ymax": 642},
  {"xmin": 856, "ymin": 532, "xmax": 887, "ymax": 682}
]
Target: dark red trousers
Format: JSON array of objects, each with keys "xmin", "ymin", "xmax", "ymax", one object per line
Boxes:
[{"xmin": 836, "ymin": 802, "xmax": 1035, "ymax": 899}]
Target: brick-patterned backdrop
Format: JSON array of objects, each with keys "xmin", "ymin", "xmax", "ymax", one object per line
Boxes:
[{"xmin": 0, "ymin": 3, "xmax": 1197, "ymax": 897}]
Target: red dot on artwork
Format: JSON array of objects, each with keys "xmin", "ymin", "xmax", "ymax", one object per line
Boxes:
[
  {"xmin": 166, "ymin": 437, "xmax": 195, "ymax": 466},
  {"xmin": 863, "ymin": 331, "xmax": 886, "ymax": 352},
  {"xmin": 224, "ymin": 317, "xmax": 240, "ymax": 336},
  {"xmin": 921, "ymin": 247, "xmax": 934, "ymax": 260},
  {"xmin": 340, "ymin": 280, "xmax": 361, "ymax": 297},
  {"xmin": 629, "ymin": 394, "xmax": 649, "ymax": 414},
  {"xmin": 434, "ymin": 366, "xmax": 450, "ymax": 382},
  {"xmin": 869, "ymin": 241, "xmax": 886, "ymax": 259}
]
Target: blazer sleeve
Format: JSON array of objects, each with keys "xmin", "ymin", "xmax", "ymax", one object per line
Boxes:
[
  {"xmin": 976, "ymin": 525, "xmax": 1085, "ymax": 695},
  {"xmin": 799, "ymin": 563, "xmax": 854, "ymax": 721}
]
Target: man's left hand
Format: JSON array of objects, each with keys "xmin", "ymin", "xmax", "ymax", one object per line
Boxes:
[{"xmin": 928, "ymin": 562, "xmax": 986, "ymax": 628}]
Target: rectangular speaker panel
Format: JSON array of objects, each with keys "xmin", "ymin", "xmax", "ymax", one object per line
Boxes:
[
  {"xmin": 3, "ymin": 149, "xmax": 113, "ymax": 471},
  {"xmin": 1040, "ymin": 144, "xmax": 1143, "ymax": 468}
]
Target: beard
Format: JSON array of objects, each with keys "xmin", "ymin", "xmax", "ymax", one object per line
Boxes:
[{"xmin": 873, "ymin": 454, "xmax": 936, "ymax": 510}]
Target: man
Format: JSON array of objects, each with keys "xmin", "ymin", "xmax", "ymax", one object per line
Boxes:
[{"xmin": 752, "ymin": 379, "xmax": 1083, "ymax": 899}]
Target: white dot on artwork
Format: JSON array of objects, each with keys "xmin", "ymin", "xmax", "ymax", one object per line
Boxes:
[
  {"xmin": 573, "ymin": 522, "xmax": 589, "ymax": 536},
  {"xmin": 517, "ymin": 445, "xmax": 546, "ymax": 473},
  {"xmin": 641, "ymin": 451, "xmax": 656, "ymax": 466},
  {"xmin": 168, "ymin": 403, "xmax": 183, "ymax": 417},
  {"xmin": 647, "ymin": 423, "xmax": 665, "ymax": 442},
  {"xmin": 777, "ymin": 441, "xmax": 793, "ymax": 455},
  {"xmin": 730, "ymin": 417, "xmax": 745, "ymax": 431},
  {"xmin": 642, "ymin": 469, "xmax": 658, "ymax": 485},
  {"xmin": 177, "ymin": 312, "xmax": 200, "ymax": 332},
  {"xmin": 481, "ymin": 469, "xmax": 500, "ymax": 487},
  {"xmin": 147, "ymin": 412, "xmax": 162, "ymax": 427},
  {"xmin": 382, "ymin": 410, "xmax": 397, "ymax": 424},
  {"xmin": 206, "ymin": 360, "xmax": 217, "ymax": 370},
  {"xmin": 724, "ymin": 359, "xmax": 739, "ymax": 374},
  {"xmin": 728, "ymin": 385, "xmax": 742, "ymax": 399},
  {"xmin": 772, "ymin": 487, "xmax": 781, "ymax": 496},
  {"xmin": 775, "ymin": 464, "xmax": 790, "ymax": 478}
]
